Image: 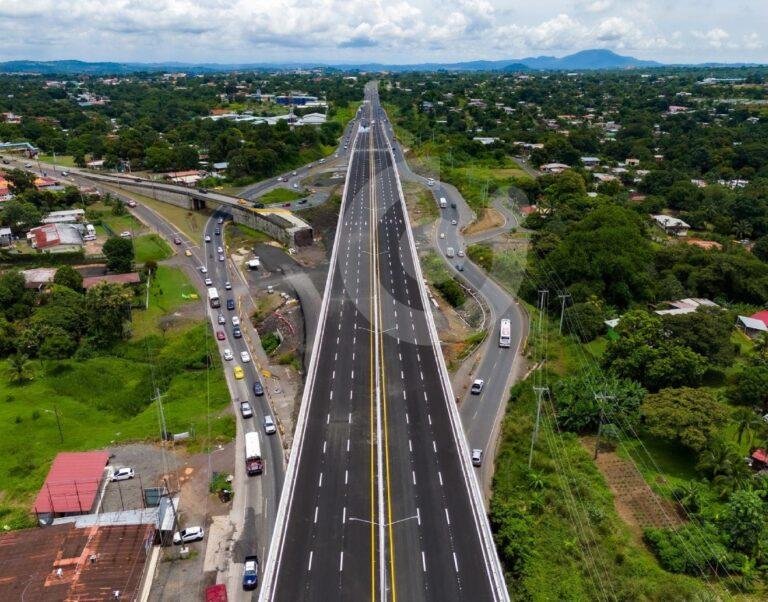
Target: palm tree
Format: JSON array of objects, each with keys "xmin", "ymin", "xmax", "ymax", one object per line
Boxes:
[
  {"xmin": 7, "ymin": 353, "xmax": 31, "ymax": 384},
  {"xmin": 697, "ymin": 439, "xmax": 752, "ymax": 498},
  {"xmin": 674, "ymin": 480, "xmax": 705, "ymax": 515},
  {"xmin": 731, "ymin": 407, "xmax": 763, "ymax": 447},
  {"xmin": 733, "ymin": 219, "xmax": 753, "ymax": 240}
]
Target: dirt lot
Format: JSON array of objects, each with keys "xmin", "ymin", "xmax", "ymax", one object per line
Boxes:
[
  {"xmin": 462, "ymin": 207, "xmax": 506, "ymax": 236},
  {"xmin": 583, "ymin": 438, "xmax": 684, "ymax": 540}
]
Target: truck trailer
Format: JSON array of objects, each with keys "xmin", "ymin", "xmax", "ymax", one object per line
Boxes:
[{"xmin": 245, "ymin": 431, "xmax": 263, "ymax": 476}]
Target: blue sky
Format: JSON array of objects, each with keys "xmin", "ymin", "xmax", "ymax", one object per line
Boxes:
[{"xmin": 0, "ymin": 0, "xmax": 765, "ymax": 64}]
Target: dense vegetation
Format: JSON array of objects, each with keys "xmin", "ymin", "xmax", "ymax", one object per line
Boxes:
[{"xmin": 0, "ymin": 72, "xmax": 364, "ymax": 183}]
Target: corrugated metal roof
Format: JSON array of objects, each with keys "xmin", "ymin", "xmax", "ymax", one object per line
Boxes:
[
  {"xmin": 33, "ymin": 451, "xmax": 110, "ymax": 515},
  {"xmin": 0, "ymin": 523, "xmax": 154, "ymax": 601}
]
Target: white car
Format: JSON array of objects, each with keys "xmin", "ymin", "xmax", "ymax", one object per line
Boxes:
[
  {"xmin": 173, "ymin": 526, "xmax": 205, "ymax": 545},
  {"xmin": 217, "ymin": 246, "xmax": 223, "ymax": 254},
  {"xmin": 470, "ymin": 379, "xmax": 485, "ymax": 394},
  {"xmin": 111, "ymin": 467, "xmax": 134, "ymax": 481},
  {"xmin": 264, "ymin": 415, "xmax": 277, "ymax": 435},
  {"xmin": 219, "ymin": 254, "xmax": 225, "ymax": 262},
  {"xmin": 200, "ymin": 266, "xmax": 208, "ymax": 274},
  {"xmin": 232, "ymin": 316, "xmax": 240, "ymax": 327},
  {"xmin": 218, "ymin": 314, "xmax": 226, "ymax": 325},
  {"xmin": 471, "ymin": 449, "xmax": 483, "ymax": 467},
  {"xmin": 120, "ymin": 231, "xmax": 132, "ymax": 238},
  {"xmin": 439, "ymin": 233, "xmax": 445, "ymax": 239},
  {"xmin": 204, "ymin": 235, "xmax": 211, "ymax": 243},
  {"xmin": 204, "ymin": 277, "xmax": 213, "ymax": 286},
  {"xmin": 225, "ymin": 281, "xmax": 232, "ymax": 290},
  {"xmin": 217, "ymin": 217, "xmax": 224, "ymax": 225},
  {"xmin": 457, "ymin": 249, "xmax": 465, "ymax": 257},
  {"xmin": 451, "ymin": 219, "xmax": 458, "ymax": 225},
  {"xmin": 240, "ymin": 350, "xmax": 251, "ymax": 363},
  {"xmin": 240, "ymin": 401, "xmax": 254, "ymax": 418},
  {"xmin": 223, "ymin": 348, "xmax": 233, "ymax": 361}
]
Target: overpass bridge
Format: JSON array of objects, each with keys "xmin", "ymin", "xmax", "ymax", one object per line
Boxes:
[{"xmin": 78, "ymin": 171, "xmax": 314, "ymax": 247}]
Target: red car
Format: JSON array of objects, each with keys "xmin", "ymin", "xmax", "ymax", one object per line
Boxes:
[{"xmin": 216, "ymin": 330, "xmax": 226, "ymax": 341}]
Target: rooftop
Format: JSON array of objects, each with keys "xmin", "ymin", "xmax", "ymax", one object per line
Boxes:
[
  {"xmin": 33, "ymin": 451, "xmax": 110, "ymax": 516},
  {"xmin": 0, "ymin": 522, "xmax": 154, "ymax": 601}
]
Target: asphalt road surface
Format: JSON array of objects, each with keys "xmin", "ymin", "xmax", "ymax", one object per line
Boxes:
[
  {"xmin": 389, "ymin": 128, "xmax": 529, "ymax": 492},
  {"xmin": 261, "ymin": 85, "xmax": 507, "ymax": 601}
]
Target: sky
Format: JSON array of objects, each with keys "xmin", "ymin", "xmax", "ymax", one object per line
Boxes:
[{"xmin": 0, "ymin": 0, "xmax": 766, "ymax": 65}]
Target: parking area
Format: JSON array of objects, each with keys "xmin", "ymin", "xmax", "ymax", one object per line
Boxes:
[{"xmin": 100, "ymin": 443, "xmax": 182, "ymax": 513}]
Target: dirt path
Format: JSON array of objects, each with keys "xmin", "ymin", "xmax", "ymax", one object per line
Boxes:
[
  {"xmin": 583, "ymin": 438, "xmax": 684, "ymax": 541},
  {"xmin": 462, "ymin": 207, "xmax": 506, "ymax": 236}
]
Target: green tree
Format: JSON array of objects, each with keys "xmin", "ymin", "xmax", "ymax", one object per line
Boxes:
[
  {"xmin": 0, "ymin": 199, "xmax": 42, "ymax": 234},
  {"xmin": 642, "ymin": 388, "xmax": 727, "ymax": 452},
  {"xmin": 752, "ymin": 235, "xmax": 768, "ymax": 263},
  {"xmin": 103, "ymin": 236, "xmax": 135, "ymax": 273},
  {"xmin": 722, "ymin": 490, "xmax": 766, "ymax": 555},
  {"xmin": 38, "ymin": 326, "xmax": 77, "ymax": 360},
  {"xmin": 563, "ymin": 300, "xmax": 605, "ymax": 342},
  {"xmin": 729, "ymin": 366, "xmax": 768, "ymax": 409},
  {"xmin": 603, "ymin": 311, "xmax": 707, "ymax": 391},
  {"xmin": 553, "ymin": 372, "xmax": 646, "ymax": 433},
  {"xmin": 85, "ymin": 282, "xmax": 133, "ymax": 345},
  {"xmin": 661, "ymin": 307, "xmax": 735, "ymax": 366},
  {"xmin": 489, "ymin": 497, "xmax": 533, "ymax": 580},
  {"xmin": 53, "ymin": 265, "xmax": 83, "ymax": 291},
  {"xmin": 6, "ymin": 353, "xmax": 31, "ymax": 384}
]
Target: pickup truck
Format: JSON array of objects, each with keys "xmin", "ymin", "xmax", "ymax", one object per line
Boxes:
[{"xmin": 243, "ymin": 554, "xmax": 259, "ymax": 590}]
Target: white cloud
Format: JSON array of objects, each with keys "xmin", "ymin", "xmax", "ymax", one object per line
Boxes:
[
  {"xmin": 0, "ymin": 1, "xmax": 765, "ymax": 63},
  {"xmin": 692, "ymin": 27, "xmax": 731, "ymax": 48}
]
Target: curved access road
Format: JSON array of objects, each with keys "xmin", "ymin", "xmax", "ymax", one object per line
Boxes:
[{"xmin": 386, "ymin": 126, "xmax": 530, "ymax": 493}]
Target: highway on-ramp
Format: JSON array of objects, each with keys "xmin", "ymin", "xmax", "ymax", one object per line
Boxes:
[{"xmin": 260, "ymin": 84, "xmax": 507, "ymax": 601}]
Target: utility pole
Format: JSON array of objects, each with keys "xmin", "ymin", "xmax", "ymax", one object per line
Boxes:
[
  {"xmin": 593, "ymin": 394, "xmax": 615, "ymax": 460},
  {"xmin": 529, "ymin": 386, "xmax": 549, "ymax": 468},
  {"xmin": 529, "ymin": 289, "xmax": 550, "ymax": 468},
  {"xmin": 557, "ymin": 292, "xmax": 571, "ymax": 335},
  {"xmin": 53, "ymin": 402, "xmax": 63, "ymax": 443}
]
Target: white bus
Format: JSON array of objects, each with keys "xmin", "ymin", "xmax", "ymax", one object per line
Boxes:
[
  {"xmin": 499, "ymin": 318, "xmax": 511, "ymax": 348},
  {"xmin": 207, "ymin": 287, "xmax": 220, "ymax": 309}
]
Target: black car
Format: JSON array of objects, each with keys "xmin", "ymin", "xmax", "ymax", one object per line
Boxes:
[
  {"xmin": 214, "ymin": 228, "xmax": 221, "ymax": 235},
  {"xmin": 253, "ymin": 202, "xmax": 265, "ymax": 209},
  {"xmin": 233, "ymin": 327, "xmax": 242, "ymax": 339},
  {"xmin": 226, "ymin": 299, "xmax": 235, "ymax": 310},
  {"xmin": 253, "ymin": 381, "xmax": 264, "ymax": 396}
]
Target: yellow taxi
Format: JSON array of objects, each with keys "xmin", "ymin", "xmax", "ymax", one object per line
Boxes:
[{"xmin": 234, "ymin": 365, "xmax": 245, "ymax": 380}]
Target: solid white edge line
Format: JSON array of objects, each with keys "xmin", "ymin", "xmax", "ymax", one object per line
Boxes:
[
  {"xmin": 259, "ymin": 113, "xmax": 363, "ymax": 601},
  {"xmin": 386, "ymin": 111, "xmax": 510, "ymax": 602}
]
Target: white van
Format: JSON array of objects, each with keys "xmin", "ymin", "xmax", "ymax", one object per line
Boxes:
[
  {"xmin": 439, "ymin": 197, "xmax": 447, "ymax": 208},
  {"xmin": 232, "ymin": 316, "xmax": 241, "ymax": 327}
]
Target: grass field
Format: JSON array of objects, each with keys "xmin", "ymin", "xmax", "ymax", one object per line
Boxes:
[
  {"xmin": 259, "ymin": 188, "xmax": 304, "ymax": 205},
  {"xmin": 131, "ymin": 265, "xmax": 199, "ymax": 339},
  {"xmin": 87, "ymin": 201, "xmax": 143, "ymax": 235},
  {"xmin": 330, "ymin": 102, "xmax": 362, "ymax": 128},
  {"xmin": 37, "ymin": 154, "xmax": 76, "ymax": 168},
  {"xmin": 134, "ymin": 233, "xmax": 172, "ymax": 264},
  {"xmin": 99, "ymin": 185, "xmax": 211, "ymax": 241},
  {"xmin": 0, "ymin": 321, "xmax": 231, "ymax": 530}
]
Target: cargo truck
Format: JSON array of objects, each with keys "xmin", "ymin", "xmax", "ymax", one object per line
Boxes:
[{"xmin": 245, "ymin": 431, "xmax": 263, "ymax": 476}]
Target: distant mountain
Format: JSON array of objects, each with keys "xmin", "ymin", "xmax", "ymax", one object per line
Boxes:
[
  {"xmin": 0, "ymin": 50, "xmax": 722, "ymax": 77},
  {"xmin": 518, "ymin": 49, "xmax": 661, "ymax": 70}
]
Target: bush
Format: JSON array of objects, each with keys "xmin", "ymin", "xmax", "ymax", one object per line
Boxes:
[
  {"xmin": 262, "ymin": 332, "xmax": 281, "ymax": 355},
  {"xmin": 644, "ymin": 524, "xmax": 729, "ymax": 575},
  {"xmin": 435, "ymin": 278, "xmax": 465, "ymax": 307}
]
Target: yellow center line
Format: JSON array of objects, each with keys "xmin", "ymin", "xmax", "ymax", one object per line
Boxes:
[{"xmin": 368, "ymin": 117, "xmax": 377, "ymax": 602}]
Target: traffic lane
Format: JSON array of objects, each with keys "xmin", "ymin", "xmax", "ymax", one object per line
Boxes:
[
  {"xmin": 378, "ymin": 164, "xmax": 494, "ymax": 600},
  {"xmin": 272, "ymin": 142, "xmax": 374, "ymax": 601}
]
